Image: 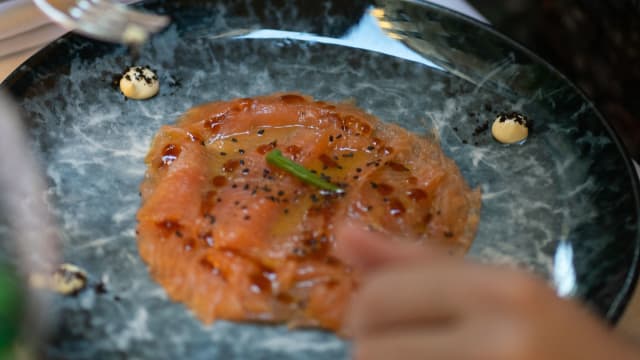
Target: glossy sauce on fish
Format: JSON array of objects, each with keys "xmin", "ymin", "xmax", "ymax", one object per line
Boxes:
[{"xmin": 136, "ymin": 93, "xmax": 481, "ymax": 332}]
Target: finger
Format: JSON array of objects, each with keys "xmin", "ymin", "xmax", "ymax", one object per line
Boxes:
[
  {"xmin": 349, "ymin": 261, "xmax": 546, "ymax": 335},
  {"xmin": 334, "ymin": 221, "xmax": 442, "ymax": 272},
  {"xmin": 354, "ymin": 329, "xmax": 466, "ymax": 360},
  {"xmin": 350, "ymin": 262, "xmax": 466, "ymax": 335}
]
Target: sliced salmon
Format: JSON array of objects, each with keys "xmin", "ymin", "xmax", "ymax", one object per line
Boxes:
[{"xmin": 136, "ymin": 93, "xmax": 481, "ymax": 332}]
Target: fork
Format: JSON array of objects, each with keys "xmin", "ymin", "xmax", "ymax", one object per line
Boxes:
[{"xmin": 33, "ymin": 0, "xmax": 170, "ymax": 44}]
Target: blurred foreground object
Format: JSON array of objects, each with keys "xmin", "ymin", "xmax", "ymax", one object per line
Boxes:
[
  {"xmin": 0, "ymin": 92, "xmax": 61, "ymax": 358},
  {"xmin": 0, "ymin": 266, "xmax": 22, "ymax": 359},
  {"xmin": 33, "ymin": 0, "xmax": 169, "ymax": 44}
]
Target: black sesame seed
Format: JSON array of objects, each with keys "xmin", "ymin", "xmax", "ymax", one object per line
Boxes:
[
  {"xmin": 231, "ymin": 138, "xmax": 238, "ymax": 143},
  {"xmin": 242, "ymin": 168, "xmax": 250, "ymax": 175},
  {"xmin": 95, "ymin": 282, "xmax": 108, "ymax": 294},
  {"xmin": 472, "ymin": 120, "xmax": 490, "ymax": 136},
  {"xmin": 220, "ymin": 152, "xmax": 227, "ymax": 156},
  {"xmin": 329, "ymin": 135, "xmax": 334, "ymax": 142},
  {"xmin": 257, "ymin": 129, "xmax": 265, "ymax": 135},
  {"xmin": 239, "ymin": 149, "xmax": 245, "ymax": 154}
]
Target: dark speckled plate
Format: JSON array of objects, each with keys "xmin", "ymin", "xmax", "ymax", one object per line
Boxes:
[{"xmin": 2, "ymin": 0, "xmax": 639, "ymax": 359}]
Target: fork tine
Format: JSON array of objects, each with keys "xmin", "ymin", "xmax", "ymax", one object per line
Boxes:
[
  {"xmin": 72, "ymin": 4, "xmax": 127, "ymax": 28},
  {"xmin": 91, "ymin": 0, "xmax": 169, "ymax": 30},
  {"xmin": 72, "ymin": 8, "xmax": 139, "ymax": 42},
  {"xmin": 122, "ymin": 9, "xmax": 170, "ymax": 29},
  {"xmin": 35, "ymin": 0, "xmax": 170, "ymax": 44},
  {"xmin": 74, "ymin": 1, "xmax": 168, "ymax": 41}
]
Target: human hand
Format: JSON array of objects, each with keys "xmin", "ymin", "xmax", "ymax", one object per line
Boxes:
[{"xmin": 336, "ymin": 223, "xmax": 640, "ymax": 360}]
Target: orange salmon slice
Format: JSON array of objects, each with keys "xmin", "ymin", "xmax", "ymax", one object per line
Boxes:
[{"xmin": 136, "ymin": 93, "xmax": 481, "ymax": 332}]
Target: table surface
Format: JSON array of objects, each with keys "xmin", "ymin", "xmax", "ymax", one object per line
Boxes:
[{"xmin": 1, "ymin": 0, "xmax": 638, "ymax": 347}]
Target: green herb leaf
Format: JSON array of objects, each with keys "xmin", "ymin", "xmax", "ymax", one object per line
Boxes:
[{"xmin": 266, "ymin": 149, "xmax": 343, "ymax": 193}]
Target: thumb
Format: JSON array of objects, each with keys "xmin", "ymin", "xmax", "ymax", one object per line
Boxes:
[{"xmin": 334, "ymin": 221, "xmax": 442, "ymax": 273}]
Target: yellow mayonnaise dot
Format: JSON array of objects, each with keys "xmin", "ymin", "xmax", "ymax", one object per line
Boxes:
[
  {"xmin": 491, "ymin": 112, "xmax": 530, "ymax": 144},
  {"xmin": 29, "ymin": 263, "xmax": 88, "ymax": 296},
  {"xmin": 119, "ymin": 66, "xmax": 159, "ymax": 100}
]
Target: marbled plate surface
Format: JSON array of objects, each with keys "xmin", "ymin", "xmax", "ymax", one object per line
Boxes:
[{"xmin": 1, "ymin": 0, "xmax": 639, "ymax": 359}]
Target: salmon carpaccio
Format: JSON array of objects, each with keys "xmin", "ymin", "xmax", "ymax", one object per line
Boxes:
[{"xmin": 136, "ymin": 93, "xmax": 481, "ymax": 332}]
